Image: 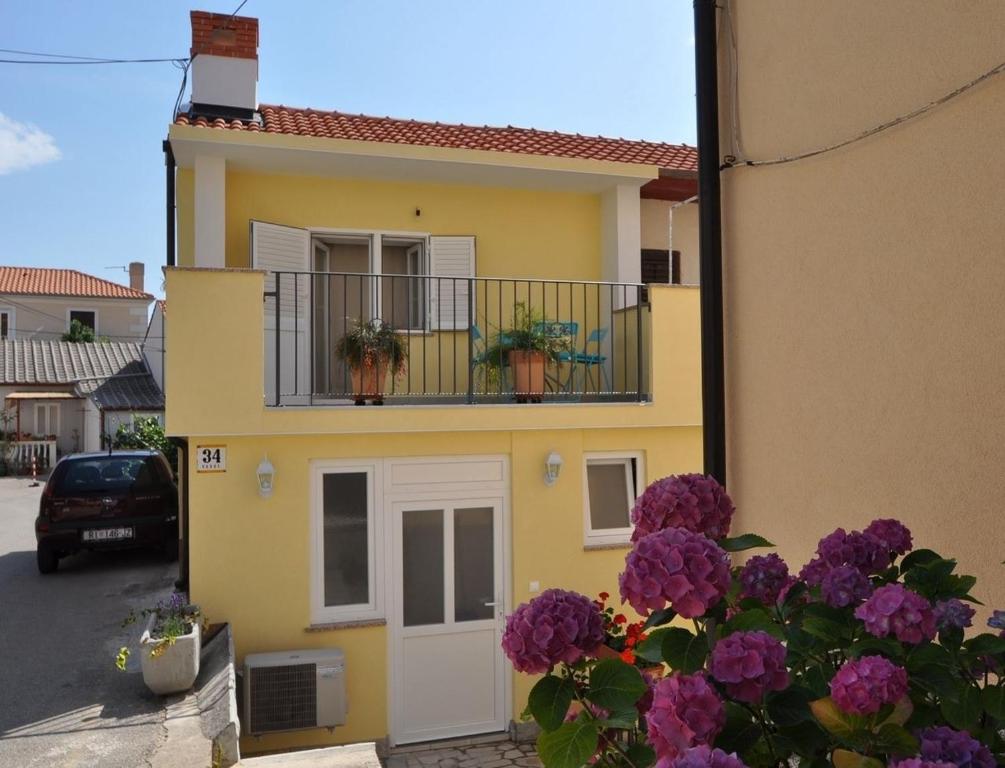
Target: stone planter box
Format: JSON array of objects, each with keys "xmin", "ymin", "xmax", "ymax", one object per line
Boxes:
[{"xmin": 140, "ymin": 613, "xmax": 202, "ymax": 695}]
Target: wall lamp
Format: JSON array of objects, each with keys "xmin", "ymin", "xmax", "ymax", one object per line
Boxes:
[
  {"xmin": 544, "ymin": 451, "xmax": 563, "ymax": 487},
  {"xmin": 256, "ymin": 455, "xmax": 275, "ymax": 498}
]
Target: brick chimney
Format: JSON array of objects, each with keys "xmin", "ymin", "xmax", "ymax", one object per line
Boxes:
[
  {"xmin": 128, "ymin": 262, "xmax": 145, "ymax": 293},
  {"xmin": 189, "ymin": 10, "xmax": 259, "ymax": 117}
]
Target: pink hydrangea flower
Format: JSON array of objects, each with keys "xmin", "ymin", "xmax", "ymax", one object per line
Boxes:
[
  {"xmin": 501, "ymin": 589, "xmax": 605, "ymax": 673},
  {"xmin": 709, "ymin": 630, "xmax": 789, "ymax": 703},
  {"xmin": 829, "ymin": 655, "xmax": 909, "ymax": 716},
  {"xmin": 620, "ymin": 528, "xmax": 731, "ymax": 618},
  {"xmin": 630, "ymin": 474, "xmax": 735, "ymax": 542},
  {"xmin": 820, "ymin": 564, "xmax": 873, "ymax": 608},
  {"xmin": 672, "ymin": 745, "xmax": 749, "ymax": 768},
  {"xmin": 739, "ymin": 554, "xmax": 790, "ymax": 605},
  {"xmin": 815, "ymin": 528, "xmax": 891, "ymax": 575},
  {"xmin": 864, "ymin": 518, "xmax": 913, "ymax": 556},
  {"xmin": 854, "ymin": 584, "xmax": 936, "ymax": 644},
  {"xmin": 646, "ymin": 672, "xmax": 725, "ymax": 765}
]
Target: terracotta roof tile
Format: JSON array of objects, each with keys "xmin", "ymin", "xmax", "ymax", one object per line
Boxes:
[
  {"xmin": 175, "ymin": 105, "xmax": 697, "ymax": 172},
  {"xmin": 0, "ymin": 267, "xmax": 153, "ymax": 300}
]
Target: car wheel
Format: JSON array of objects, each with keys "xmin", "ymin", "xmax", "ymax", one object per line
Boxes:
[
  {"xmin": 37, "ymin": 545, "xmax": 58, "ymax": 574},
  {"xmin": 163, "ymin": 538, "xmax": 180, "ymax": 562}
]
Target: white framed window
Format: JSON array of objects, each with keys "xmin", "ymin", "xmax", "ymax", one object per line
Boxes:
[
  {"xmin": 0, "ymin": 307, "xmax": 14, "ymax": 339},
  {"xmin": 583, "ymin": 451, "xmax": 645, "ymax": 546},
  {"xmin": 67, "ymin": 308, "xmax": 98, "ymax": 334},
  {"xmin": 310, "ymin": 459, "xmax": 384, "ymax": 624},
  {"xmin": 34, "ymin": 403, "xmax": 60, "ymax": 438}
]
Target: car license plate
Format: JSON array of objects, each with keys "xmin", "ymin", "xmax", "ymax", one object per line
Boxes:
[{"xmin": 82, "ymin": 527, "xmax": 134, "ymax": 542}]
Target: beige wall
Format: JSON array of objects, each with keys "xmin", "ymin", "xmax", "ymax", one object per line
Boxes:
[
  {"xmin": 0, "ymin": 295, "xmax": 151, "ymax": 342},
  {"xmin": 640, "ymin": 199, "xmax": 672, "ymax": 250},
  {"xmin": 671, "ymin": 201, "xmax": 699, "ymax": 285},
  {"xmin": 719, "ymin": 1, "xmax": 1005, "ymax": 609}
]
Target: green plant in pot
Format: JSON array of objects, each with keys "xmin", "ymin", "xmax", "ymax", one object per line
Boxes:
[
  {"xmin": 482, "ymin": 303, "xmax": 570, "ymax": 402},
  {"xmin": 334, "ymin": 318, "xmax": 409, "ymax": 405}
]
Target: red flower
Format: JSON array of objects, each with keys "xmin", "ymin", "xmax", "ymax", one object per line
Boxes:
[
  {"xmin": 620, "ymin": 649, "xmax": 636, "ymax": 664},
  {"xmin": 614, "ymin": 614, "xmax": 628, "ymax": 624},
  {"xmin": 598, "ymin": 592, "xmax": 610, "ymax": 601}
]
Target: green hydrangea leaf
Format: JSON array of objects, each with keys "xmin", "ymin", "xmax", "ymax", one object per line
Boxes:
[
  {"xmin": 641, "ymin": 607, "xmax": 677, "ymax": 631},
  {"xmin": 831, "ymin": 749, "xmax": 885, "ymax": 768},
  {"xmin": 528, "ymin": 674, "xmax": 576, "ymax": 732},
  {"xmin": 874, "ymin": 723, "xmax": 919, "ymax": 754},
  {"xmin": 536, "ymin": 720, "xmax": 600, "ymax": 768},
  {"xmin": 982, "ymin": 686, "xmax": 1005, "ymax": 720},
  {"xmin": 766, "ymin": 686, "xmax": 815, "ymax": 726},
  {"xmin": 586, "ymin": 658, "xmax": 648, "ymax": 711},
  {"xmin": 722, "ymin": 607, "xmax": 785, "ymax": 640},
  {"xmin": 809, "ymin": 696, "xmax": 867, "ymax": 739},
  {"xmin": 941, "ymin": 685, "xmax": 982, "ymax": 730},
  {"xmin": 718, "ymin": 534, "xmax": 775, "ymax": 552},
  {"xmin": 636, "ymin": 628, "xmax": 672, "ymax": 663},
  {"xmin": 661, "ymin": 627, "xmax": 708, "ymax": 673}
]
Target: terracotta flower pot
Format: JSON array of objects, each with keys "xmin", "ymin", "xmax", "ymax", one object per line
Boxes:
[
  {"xmin": 350, "ymin": 359, "xmax": 389, "ymax": 403},
  {"xmin": 509, "ymin": 349, "xmax": 546, "ymax": 397}
]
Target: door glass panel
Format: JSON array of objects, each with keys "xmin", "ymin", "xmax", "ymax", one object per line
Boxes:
[
  {"xmin": 403, "ymin": 508, "xmax": 444, "ymax": 626},
  {"xmin": 454, "ymin": 506, "xmax": 494, "ymax": 622},
  {"xmin": 322, "ymin": 472, "xmax": 369, "ymax": 607}
]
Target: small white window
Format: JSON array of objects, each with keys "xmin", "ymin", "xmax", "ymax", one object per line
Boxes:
[
  {"xmin": 68, "ymin": 309, "xmax": 98, "ymax": 334},
  {"xmin": 310, "ymin": 460, "xmax": 384, "ymax": 624},
  {"xmin": 0, "ymin": 308, "xmax": 13, "ymax": 339},
  {"xmin": 583, "ymin": 452, "xmax": 644, "ymax": 546}
]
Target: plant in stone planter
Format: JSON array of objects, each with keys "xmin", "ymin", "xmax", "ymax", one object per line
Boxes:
[
  {"xmin": 117, "ymin": 592, "xmax": 203, "ymax": 695},
  {"xmin": 504, "ymin": 474, "xmax": 1003, "ymax": 768},
  {"xmin": 482, "ymin": 303, "xmax": 570, "ymax": 402},
  {"xmin": 334, "ymin": 318, "xmax": 409, "ymax": 405}
]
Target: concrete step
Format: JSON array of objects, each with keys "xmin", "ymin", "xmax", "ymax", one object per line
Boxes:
[{"xmin": 240, "ymin": 743, "xmax": 381, "ymax": 768}]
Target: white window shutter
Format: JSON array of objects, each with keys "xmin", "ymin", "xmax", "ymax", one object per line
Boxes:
[
  {"xmin": 429, "ymin": 236, "xmax": 475, "ymax": 331},
  {"xmin": 251, "ymin": 221, "xmax": 311, "ymax": 402}
]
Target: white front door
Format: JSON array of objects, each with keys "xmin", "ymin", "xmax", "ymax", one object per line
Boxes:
[{"xmin": 391, "ymin": 497, "xmax": 507, "ymax": 744}]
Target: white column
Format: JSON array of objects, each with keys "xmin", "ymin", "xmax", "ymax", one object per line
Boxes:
[
  {"xmin": 194, "ymin": 155, "xmax": 226, "ymax": 269},
  {"xmin": 600, "ymin": 183, "xmax": 642, "ymax": 303}
]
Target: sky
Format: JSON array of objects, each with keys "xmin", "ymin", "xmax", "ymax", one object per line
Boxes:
[{"xmin": 0, "ymin": 1, "xmax": 698, "ymax": 299}]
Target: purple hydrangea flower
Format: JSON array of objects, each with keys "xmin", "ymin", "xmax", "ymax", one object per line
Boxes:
[
  {"xmin": 933, "ymin": 598, "xmax": 975, "ymax": 631},
  {"xmin": 987, "ymin": 610, "xmax": 1005, "ymax": 630},
  {"xmin": 709, "ymin": 630, "xmax": 789, "ymax": 703},
  {"xmin": 820, "ymin": 565, "xmax": 873, "ymax": 608},
  {"xmin": 739, "ymin": 554, "xmax": 790, "ymax": 605},
  {"xmin": 672, "ymin": 745, "xmax": 749, "ymax": 768},
  {"xmin": 630, "ymin": 474, "xmax": 735, "ymax": 543},
  {"xmin": 646, "ymin": 672, "xmax": 725, "ymax": 765},
  {"xmin": 829, "ymin": 655, "xmax": 909, "ymax": 716},
  {"xmin": 916, "ymin": 726, "xmax": 996, "ymax": 768},
  {"xmin": 864, "ymin": 518, "xmax": 913, "ymax": 556},
  {"xmin": 854, "ymin": 584, "xmax": 936, "ymax": 644},
  {"xmin": 501, "ymin": 589, "xmax": 604, "ymax": 673},
  {"xmin": 816, "ymin": 528, "xmax": 891, "ymax": 575},
  {"xmin": 889, "ymin": 760, "xmax": 956, "ymax": 768},
  {"xmin": 620, "ymin": 528, "xmax": 731, "ymax": 618},
  {"xmin": 798, "ymin": 557, "xmax": 830, "ymax": 587}
]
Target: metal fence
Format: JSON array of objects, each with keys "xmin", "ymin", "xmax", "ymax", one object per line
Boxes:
[{"xmin": 263, "ymin": 272, "xmax": 649, "ymax": 406}]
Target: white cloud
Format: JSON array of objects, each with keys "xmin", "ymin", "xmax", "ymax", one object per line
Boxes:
[{"xmin": 0, "ymin": 113, "xmax": 61, "ymax": 175}]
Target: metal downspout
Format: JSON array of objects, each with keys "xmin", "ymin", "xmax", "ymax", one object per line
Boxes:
[{"xmin": 693, "ymin": 0, "xmax": 727, "ymax": 485}]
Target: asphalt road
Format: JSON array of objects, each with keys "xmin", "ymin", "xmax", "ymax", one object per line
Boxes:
[{"xmin": 0, "ymin": 477, "xmax": 177, "ymax": 768}]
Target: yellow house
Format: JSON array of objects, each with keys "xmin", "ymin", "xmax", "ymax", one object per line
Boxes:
[{"xmin": 165, "ymin": 10, "xmax": 702, "ymax": 754}]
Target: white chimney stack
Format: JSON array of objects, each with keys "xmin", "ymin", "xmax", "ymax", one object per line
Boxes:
[{"xmin": 189, "ymin": 10, "xmax": 259, "ymax": 115}]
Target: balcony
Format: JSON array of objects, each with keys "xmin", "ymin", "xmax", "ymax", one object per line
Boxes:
[{"xmin": 263, "ymin": 272, "xmax": 650, "ymax": 407}]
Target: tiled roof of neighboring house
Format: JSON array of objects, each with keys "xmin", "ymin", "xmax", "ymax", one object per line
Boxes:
[
  {"xmin": 0, "ymin": 267, "xmax": 153, "ymax": 300},
  {"xmin": 0, "ymin": 340, "xmax": 163, "ymax": 410},
  {"xmin": 175, "ymin": 105, "xmax": 698, "ymax": 172}
]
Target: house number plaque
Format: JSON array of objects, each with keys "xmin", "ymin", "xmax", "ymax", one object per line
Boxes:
[{"xmin": 196, "ymin": 445, "xmax": 227, "ymax": 473}]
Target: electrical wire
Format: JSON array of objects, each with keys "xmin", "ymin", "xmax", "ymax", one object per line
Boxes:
[
  {"xmin": 0, "ymin": 54, "xmax": 188, "ymax": 65},
  {"xmin": 724, "ymin": 54, "xmax": 1005, "ymax": 169}
]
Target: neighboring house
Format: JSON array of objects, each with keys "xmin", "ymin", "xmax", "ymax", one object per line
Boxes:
[
  {"xmin": 0, "ymin": 340, "xmax": 165, "ymax": 466},
  {"xmin": 165, "ymin": 11, "xmax": 702, "ymax": 754},
  {"xmin": 0, "ymin": 264, "xmax": 153, "ymax": 343},
  {"xmin": 701, "ymin": 4, "xmax": 1005, "ymax": 607},
  {"xmin": 143, "ymin": 300, "xmax": 166, "ymax": 393}
]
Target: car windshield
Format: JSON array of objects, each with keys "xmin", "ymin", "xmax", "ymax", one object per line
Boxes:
[{"xmin": 57, "ymin": 457, "xmax": 159, "ymax": 494}]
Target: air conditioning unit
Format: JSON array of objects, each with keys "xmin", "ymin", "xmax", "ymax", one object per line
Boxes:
[{"xmin": 243, "ymin": 649, "xmax": 347, "ymax": 735}]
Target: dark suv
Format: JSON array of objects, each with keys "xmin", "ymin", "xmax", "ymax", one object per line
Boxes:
[{"xmin": 35, "ymin": 450, "xmax": 179, "ymax": 574}]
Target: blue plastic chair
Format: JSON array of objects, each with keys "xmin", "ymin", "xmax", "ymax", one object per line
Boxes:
[{"xmin": 572, "ymin": 328, "xmax": 610, "ymax": 393}]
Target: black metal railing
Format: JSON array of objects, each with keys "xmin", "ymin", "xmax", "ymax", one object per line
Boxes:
[{"xmin": 263, "ymin": 272, "xmax": 649, "ymax": 407}]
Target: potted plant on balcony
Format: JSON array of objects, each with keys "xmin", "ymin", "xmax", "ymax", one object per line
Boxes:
[
  {"xmin": 482, "ymin": 303, "xmax": 569, "ymax": 403},
  {"xmin": 334, "ymin": 318, "xmax": 409, "ymax": 405},
  {"xmin": 116, "ymin": 593, "xmax": 202, "ymax": 695}
]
